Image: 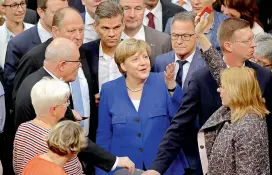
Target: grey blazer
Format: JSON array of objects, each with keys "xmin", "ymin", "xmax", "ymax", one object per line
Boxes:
[
  {"xmin": 24, "ymin": 9, "xmax": 38, "ymax": 25},
  {"xmin": 144, "ymin": 26, "xmax": 172, "ymax": 67}
]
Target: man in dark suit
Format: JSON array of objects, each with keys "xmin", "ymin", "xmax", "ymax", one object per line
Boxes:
[
  {"xmin": 119, "ymin": 0, "xmax": 172, "ymax": 67},
  {"xmin": 4, "ymin": 0, "xmax": 68, "ymax": 107},
  {"xmin": 143, "ymin": 0, "xmax": 185, "ymax": 32},
  {"xmin": 143, "ymin": 18, "xmax": 272, "ymax": 175},
  {"xmin": 16, "ymin": 37, "xmax": 135, "ymax": 174},
  {"xmin": 69, "ymin": 0, "xmax": 85, "ymax": 12},
  {"xmin": 24, "ymin": 8, "xmax": 38, "ymax": 24}
]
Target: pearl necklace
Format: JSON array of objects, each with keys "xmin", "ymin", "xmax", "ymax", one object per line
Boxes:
[
  {"xmin": 36, "ymin": 118, "xmax": 51, "ymax": 126},
  {"xmin": 126, "ymin": 86, "xmax": 143, "ymax": 92}
]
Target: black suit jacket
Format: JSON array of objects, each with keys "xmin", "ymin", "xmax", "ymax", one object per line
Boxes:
[
  {"xmin": 14, "ymin": 67, "xmax": 116, "ymax": 172},
  {"xmin": 150, "ymin": 61, "xmax": 272, "ymax": 174},
  {"xmin": 13, "ymin": 38, "xmax": 98, "ymax": 142},
  {"xmin": 161, "ymin": 0, "xmax": 185, "ymax": 31}
]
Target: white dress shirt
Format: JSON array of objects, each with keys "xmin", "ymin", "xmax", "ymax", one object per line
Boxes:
[
  {"xmin": 121, "ymin": 25, "xmax": 146, "ymax": 41},
  {"xmin": 83, "ymin": 11, "xmax": 100, "ymax": 43},
  {"xmin": 43, "ymin": 67, "xmax": 90, "ymax": 136},
  {"xmin": 37, "ymin": 20, "xmax": 52, "ymax": 43},
  {"xmin": 98, "ymin": 43, "xmax": 122, "ymax": 91},
  {"xmin": 143, "ymin": 1, "xmax": 163, "ymax": 32},
  {"xmin": 0, "ymin": 22, "xmax": 33, "ymax": 68},
  {"xmin": 174, "ymin": 50, "xmax": 195, "ymax": 88},
  {"xmin": 171, "ymin": 0, "xmax": 192, "ymax": 11}
]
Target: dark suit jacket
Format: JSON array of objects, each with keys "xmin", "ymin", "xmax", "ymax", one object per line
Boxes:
[
  {"xmin": 13, "ymin": 38, "xmax": 98, "ymax": 142},
  {"xmin": 69, "ymin": 0, "xmax": 85, "ymax": 13},
  {"xmin": 153, "ymin": 49, "xmax": 206, "ymax": 91},
  {"xmin": 24, "ymin": 9, "xmax": 38, "ymax": 25},
  {"xmin": 150, "ymin": 60, "xmax": 272, "ymax": 174},
  {"xmin": 14, "ymin": 67, "xmax": 116, "ymax": 172},
  {"xmin": 4, "ymin": 25, "xmax": 41, "ymax": 108},
  {"xmin": 160, "ymin": 0, "xmax": 185, "ymax": 31}
]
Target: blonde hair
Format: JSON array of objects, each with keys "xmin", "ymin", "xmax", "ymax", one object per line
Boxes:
[
  {"xmin": 221, "ymin": 67, "xmax": 269, "ymax": 122},
  {"xmin": 31, "ymin": 77, "xmax": 70, "ymax": 116},
  {"xmin": 114, "ymin": 38, "xmax": 151, "ymax": 74},
  {"xmin": 46, "ymin": 121, "xmax": 87, "ymax": 156}
]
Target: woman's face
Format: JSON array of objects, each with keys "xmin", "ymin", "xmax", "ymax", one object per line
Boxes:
[
  {"xmin": 121, "ymin": 50, "xmax": 151, "ymax": 81},
  {"xmin": 221, "ymin": 4, "xmax": 241, "ymax": 18},
  {"xmin": 53, "ymin": 99, "xmax": 70, "ymax": 121},
  {"xmin": 217, "ymin": 85, "xmax": 231, "ymax": 106}
]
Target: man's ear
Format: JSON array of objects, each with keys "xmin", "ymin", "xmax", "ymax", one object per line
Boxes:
[
  {"xmin": 223, "ymin": 41, "xmax": 233, "ymax": 52},
  {"xmin": 37, "ymin": 7, "xmax": 44, "ymax": 19},
  {"xmin": 52, "ymin": 26, "xmax": 59, "ymax": 38}
]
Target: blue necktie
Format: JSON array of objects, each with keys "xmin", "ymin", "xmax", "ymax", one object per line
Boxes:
[
  {"xmin": 176, "ymin": 60, "xmax": 187, "ymax": 88},
  {"xmin": 70, "ymin": 75, "xmax": 85, "ymax": 127}
]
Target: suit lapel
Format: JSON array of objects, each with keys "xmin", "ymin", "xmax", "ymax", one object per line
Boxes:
[
  {"xmin": 31, "ymin": 25, "xmax": 42, "ymax": 44},
  {"xmin": 160, "ymin": 0, "xmax": 169, "ymax": 31},
  {"xmin": 144, "ymin": 26, "xmax": 156, "ymax": 61},
  {"xmin": 90, "ymin": 40, "xmax": 100, "ymax": 92}
]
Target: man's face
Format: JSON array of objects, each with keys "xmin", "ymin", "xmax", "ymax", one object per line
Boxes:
[
  {"xmin": 82, "ymin": 0, "xmax": 102, "ymax": 17},
  {"xmin": 94, "ymin": 14, "xmax": 124, "ymax": 48},
  {"xmin": 190, "ymin": 0, "xmax": 215, "ymax": 14},
  {"xmin": 120, "ymin": 0, "xmax": 145, "ymax": 31},
  {"xmin": 40, "ymin": 0, "xmax": 68, "ymax": 30},
  {"xmin": 144, "ymin": 0, "xmax": 159, "ymax": 9},
  {"xmin": 2, "ymin": 0, "xmax": 26, "ymax": 23},
  {"xmin": 229, "ymin": 27, "xmax": 256, "ymax": 61},
  {"xmin": 53, "ymin": 12, "xmax": 85, "ymax": 48},
  {"xmin": 171, "ymin": 20, "xmax": 197, "ymax": 58}
]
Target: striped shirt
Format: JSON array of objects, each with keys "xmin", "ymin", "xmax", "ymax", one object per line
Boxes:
[{"xmin": 13, "ymin": 122, "xmax": 83, "ymax": 175}]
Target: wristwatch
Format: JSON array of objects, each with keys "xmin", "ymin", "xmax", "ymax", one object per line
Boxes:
[{"xmin": 168, "ymin": 87, "xmax": 176, "ymax": 92}]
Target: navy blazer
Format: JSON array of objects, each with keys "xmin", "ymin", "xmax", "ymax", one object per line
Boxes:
[
  {"xmin": 153, "ymin": 49, "xmax": 206, "ymax": 91},
  {"xmin": 96, "ymin": 73, "xmax": 188, "ymax": 175},
  {"xmin": 150, "ymin": 60, "xmax": 272, "ymax": 174},
  {"xmin": 4, "ymin": 25, "xmax": 41, "ymax": 102}
]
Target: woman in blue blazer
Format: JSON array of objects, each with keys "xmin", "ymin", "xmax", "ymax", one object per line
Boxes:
[{"xmin": 96, "ymin": 39, "xmax": 188, "ymax": 175}]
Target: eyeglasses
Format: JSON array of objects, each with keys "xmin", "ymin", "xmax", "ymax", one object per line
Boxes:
[
  {"xmin": 64, "ymin": 60, "xmax": 81, "ymax": 63},
  {"xmin": 170, "ymin": 33, "xmax": 195, "ymax": 41},
  {"xmin": 2, "ymin": 1, "xmax": 26, "ymax": 11},
  {"xmin": 235, "ymin": 36, "xmax": 256, "ymax": 46}
]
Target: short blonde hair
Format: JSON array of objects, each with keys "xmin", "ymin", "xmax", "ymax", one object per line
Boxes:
[
  {"xmin": 221, "ymin": 67, "xmax": 269, "ymax": 121},
  {"xmin": 31, "ymin": 77, "xmax": 70, "ymax": 116},
  {"xmin": 46, "ymin": 121, "xmax": 87, "ymax": 156},
  {"xmin": 114, "ymin": 38, "xmax": 151, "ymax": 74}
]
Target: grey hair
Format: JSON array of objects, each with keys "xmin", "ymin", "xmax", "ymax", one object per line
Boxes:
[
  {"xmin": 255, "ymin": 33, "xmax": 272, "ymax": 63},
  {"xmin": 171, "ymin": 11, "xmax": 196, "ymax": 26},
  {"xmin": 31, "ymin": 77, "xmax": 70, "ymax": 116},
  {"xmin": 94, "ymin": 0, "xmax": 124, "ymax": 24},
  {"xmin": 45, "ymin": 37, "xmax": 75, "ymax": 62}
]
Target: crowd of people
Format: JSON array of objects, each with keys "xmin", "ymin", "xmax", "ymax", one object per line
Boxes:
[{"xmin": 0, "ymin": 0, "xmax": 272, "ymax": 175}]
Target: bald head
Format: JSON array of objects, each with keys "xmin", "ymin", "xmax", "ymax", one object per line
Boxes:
[
  {"xmin": 45, "ymin": 37, "xmax": 77, "ymax": 62},
  {"xmin": 52, "ymin": 7, "xmax": 82, "ymax": 29}
]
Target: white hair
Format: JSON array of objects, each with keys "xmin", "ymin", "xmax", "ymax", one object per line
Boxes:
[
  {"xmin": 45, "ymin": 37, "xmax": 75, "ymax": 62},
  {"xmin": 255, "ymin": 33, "xmax": 272, "ymax": 63},
  {"xmin": 30, "ymin": 77, "xmax": 70, "ymax": 116}
]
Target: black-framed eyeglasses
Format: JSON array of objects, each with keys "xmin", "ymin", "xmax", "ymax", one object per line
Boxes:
[
  {"xmin": 170, "ymin": 33, "xmax": 195, "ymax": 41},
  {"xmin": 2, "ymin": 1, "xmax": 27, "ymax": 11}
]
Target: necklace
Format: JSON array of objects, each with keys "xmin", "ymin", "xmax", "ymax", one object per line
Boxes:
[
  {"xmin": 126, "ymin": 86, "xmax": 143, "ymax": 92},
  {"xmin": 46, "ymin": 153, "xmax": 61, "ymax": 166},
  {"xmin": 36, "ymin": 118, "xmax": 51, "ymax": 126}
]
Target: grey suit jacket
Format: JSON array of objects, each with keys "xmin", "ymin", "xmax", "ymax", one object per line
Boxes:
[
  {"xmin": 24, "ymin": 9, "xmax": 38, "ymax": 25},
  {"xmin": 154, "ymin": 48, "xmax": 206, "ymax": 91},
  {"xmin": 144, "ymin": 26, "xmax": 172, "ymax": 67}
]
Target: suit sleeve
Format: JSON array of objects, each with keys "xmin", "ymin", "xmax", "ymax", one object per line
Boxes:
[
  {"xmin": 13, "ymin": 53, "xmax": 39, "ymax": 102},
  {"xmin": 164, "ymin": 18, "xmax": 172, "ymax": 34},
  {"xmin": 78, "ymin": 139, "xmax": 116, "ymax": 172},
  {"xmin": 95, "ymin": 85, "xmax": 114, "ymax": 174},
  {"xmin": 150, "ymin": 78, "xmax": 200, "ymax": 174}
]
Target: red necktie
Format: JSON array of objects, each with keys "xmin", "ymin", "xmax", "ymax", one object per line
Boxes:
[{"xmin": 147, "ymin": 12, "xmax": 155, "ymax": 29}]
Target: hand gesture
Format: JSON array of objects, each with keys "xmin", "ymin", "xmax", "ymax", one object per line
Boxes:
[
  {"xmin": 164, "ymin": 62, "xmax": 176, "ymax": 90},
  {"xmin": 117, "ymin": 157, "xmax": 135, "ymax": 173},
  {"xmin": 195, "ymin": 14, "xmax": 209, "ymax": 36},
  {"xmin": 72, "ymin": 110, "xmax": 82, "ymax": 121}
]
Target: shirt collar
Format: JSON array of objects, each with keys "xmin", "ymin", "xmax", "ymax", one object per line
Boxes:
[
  {"xmin": 99, "ymin": 42, "xmax": 114, "ymax": 60},
  {"xmin": 223, "ymin": 56, "xmax": 246, "ymax": 68},
  {"xmin": 121, "ymin": 25, "xmax": 145, "ymax": 41},
  {"xmin": 37, "ymin": 20, "xmax": 52, "ymax": 43},
  {"xmin": 144, "ymin": 0, "xmax": 162, "ymax": 18},
  {"xmin": 4, "ymin": 21, "xmax": 28, "ymax": 42},
  {"xmin": 85, "ymin": 11, "xmax": 95, "ymax": 26},
  {"xmin": 174, "ymin": 49, "xmax": 196, "ymax": 63},
  {"xmin": 43, "ymin": 66, "xmax": 60, "ymax": 80}
]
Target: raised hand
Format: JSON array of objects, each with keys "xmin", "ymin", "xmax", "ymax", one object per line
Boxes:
[{"xmin": 164, "ymin": 62, "xmax": 176, "ymax": 90}]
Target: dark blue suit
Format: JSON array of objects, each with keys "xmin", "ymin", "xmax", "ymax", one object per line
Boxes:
[
  {"xmin": 153, "ymin": 49, "xmax": 206, "ymax": 91},
  {"xmin": 4, "ymin": 25, "xmax": 41, "ymax": 103},
  {"xmin": 96, "ymin": 73, "xmax": 188, "ymax": 175},
  {"xmin": 150, "ymin": 61, "xmax": 272, "ymax": 175}
]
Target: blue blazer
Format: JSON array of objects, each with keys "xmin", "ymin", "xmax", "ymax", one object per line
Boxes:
[
  {"xmin": 4, "ymin": 25, "xmax": 41, "ymax": 103},
  {"xmin": 153, "ymin": 49, "xmax": 206, "ymax": 91},
  {"xmin": 96, "ymin": 73, "xmax": 188, "ymax": 175},
  {"xmin": 164, "ymin": 11, "xmax": 228, "ymax": 50}
]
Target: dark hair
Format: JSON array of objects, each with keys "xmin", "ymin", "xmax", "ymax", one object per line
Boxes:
[{"xmin": 221, "ymin": 0, "xmax": 262, "ymax": 28}]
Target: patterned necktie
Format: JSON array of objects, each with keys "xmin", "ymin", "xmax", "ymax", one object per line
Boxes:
[
  {"xmin": 70, "ymin": 75, "xmax": 85, "ymax": 127},
  {"xmin": 176, "ymin": 60, "xmax": 187, "ymax": 88},
  {"xmin": 147, "ymin": 12, "xmax": 155, "ymax": 29}
]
